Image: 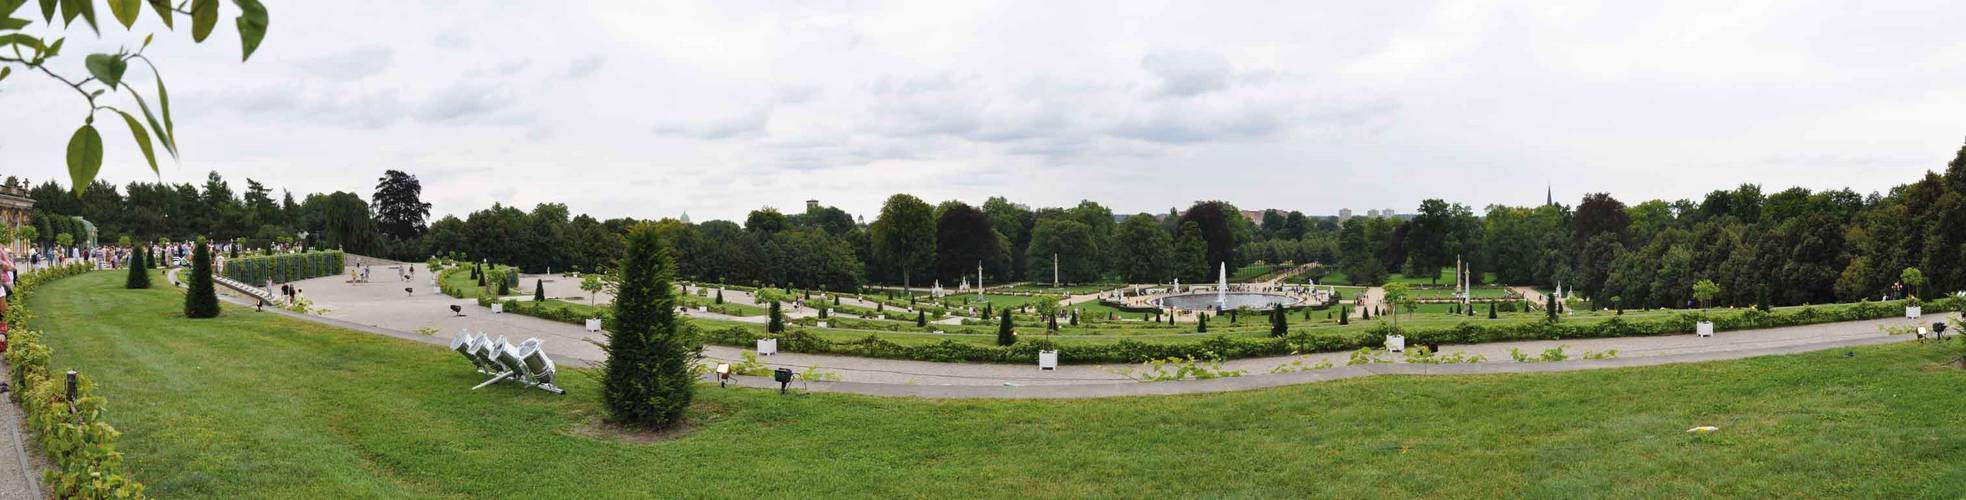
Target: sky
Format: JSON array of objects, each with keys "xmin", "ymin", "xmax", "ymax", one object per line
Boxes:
[{"xmin": 4, "ymin": 1, "xmax": 1965, "ymax": 223}]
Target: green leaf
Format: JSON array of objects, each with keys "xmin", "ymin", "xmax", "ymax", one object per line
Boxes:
[
  {"xmin": 35, "ymin": 0, "xmax": 49, "ymax": 22},
  {"xmin": 0, "ymin": 33, "xmax": 43, "ymax": 51},
  {"xmin": 45, "ymin": 36, "xmax": 61, "ymax": 56},
  {"xmin": 111, "ymin": 109, "xmax": 159, "ymax": 175},
  {"xmin": 126, "ymin": 87, "xmax": 174, "ymax": 159},
  {"xmin": 0, "ymin": 66, "xmax": 10, "ymax": 83},
  {"xmin": 145, "ymin": 0, "xmax": 169, "ymax": 28},
  {"xmin": 107, "ymin": 0, "xmax": 137, "ymax": 28},
  {"xmin": 56, "ymin": 0, "xmax": 72, "ymax": 25},
  {"xmin": 189, "ymin": 0, "xmax": 216, "ymax": 42},
  {"xmin": 0, "ymin": 16, "xmax": 28, "ymax": 30},
  {"xmin": 67, "ymin": 0, "xmax": 95, "ymax": 33},
  {"xmin": 232, "ymin": 0, "xmax": 265, "ymax": 61},
  {"xmin": 84, "ymin": 53, "xmax": 126, "ymax": 89},
  {"xmin": 65, "ymin": 124, "xmax": 102, "ymax": 197},
  {"xmin": 154, "ymin": 67, "xmax": 174, "ymax": 153}
]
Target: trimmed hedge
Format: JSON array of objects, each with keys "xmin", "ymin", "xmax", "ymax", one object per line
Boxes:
[
  {"xmin": 220, "ymin": 250, "xmax": 346, "ymax": 285},
  {"xmin": 4, "ymin": 263, "xmax": 149, "ymax": 498}
]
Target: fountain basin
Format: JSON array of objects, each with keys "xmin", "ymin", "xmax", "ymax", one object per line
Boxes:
[{"xmin": 1155, "ymin": 293, "xmax": 1301, "ymax": 311}]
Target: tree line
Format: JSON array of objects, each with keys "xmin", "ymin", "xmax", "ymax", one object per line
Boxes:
[{"xmin": 15, "ymin": 138, "xmax": 1965, "ymax": 309}]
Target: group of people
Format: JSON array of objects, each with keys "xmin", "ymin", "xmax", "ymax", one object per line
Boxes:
[{"xmin": 347, "ymin": 263, "xmax": 414, "ymax": 284}]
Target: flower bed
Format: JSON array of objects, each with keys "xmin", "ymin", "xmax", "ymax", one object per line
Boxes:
[{"xmin": 3, "ymin": 263, "xmax": 148, "ymax": 498}]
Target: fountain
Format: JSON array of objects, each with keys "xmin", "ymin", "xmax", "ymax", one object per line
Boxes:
[{"xmin": 1216, "ymin": 262, "xmax": 1227, "ymax": 307}]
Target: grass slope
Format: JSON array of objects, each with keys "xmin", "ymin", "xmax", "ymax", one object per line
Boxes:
[{"xmin": 30, "ymin": 271, "xmax": 1966, "ymax": 498}]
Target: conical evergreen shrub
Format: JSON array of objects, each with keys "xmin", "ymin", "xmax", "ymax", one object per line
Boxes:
[
  {"xmin": 598, "ymin": 225, "xmax": 694, "ymax": 430},
  {"xmin": 184, "ymin": 238, "xmax": 220, "ymax": 318}
]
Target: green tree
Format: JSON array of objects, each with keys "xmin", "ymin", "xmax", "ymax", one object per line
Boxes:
[
  {"xmin": 1692, "ymin": 279, "xmax": 1720, "ymax": 310},
  {"xmin": 766, "ymin": 301, "xmax": 786, "ymax": 333},
  {"xmin": 1171, "ymin": 221, "xmax": 1208, "ymax": 283},
  {"xmin": 996, "ymin": 309, "xmax": 1015, "ymax": 346},
  {"xmin": 1381, "ymin": 282, "xmax": 1413, "ymax": 327},
  {"xmin": 534, "ymin": 279, "xmax": 546, "ymax": 302},
  {"xmin": 915, "ymin": 310, "xmax": 926, "ymax": 327},
  {"xmin": 1900, "ymin": 267, "xmax": 1926, "ymax": 300},
  {"xmin": 184, "ymin": 237, "xmax": 218, "ymax": 318},
  {"xmin": 580, "ymin": 274, "xmax": 603, "ymax": 304},
  {"xmin": 870, "ymin": 194, "xmax": 937, "ymax": 290},
  {"xmin": 125, "ymin": 242, "xmax": 149, "ymax": 289},
  {"xmin": 372, "ymin": 170, "xmax": 432, "ymax": 240},
  {"xmin": 1115, "ymin": 214, "xmax": 1173, "ymax": 283},
  {"xmin": 933, "ymin": 202, "xmax": 1008, "ymax": 284},
  {"xmin": 1197, "ymin": 312, "xmax": 1208, "ymax": 333},
  {"xmin": 1269, "ymin": 303, "xmax": 1287, "ymax": 337},
  {"xmin": 599, "ymin": 224, "xmax": 696, "ymax": 430},
  {"xmin": 1025, "ymin": 219, "xmax": 1102, "ymax": 284}
]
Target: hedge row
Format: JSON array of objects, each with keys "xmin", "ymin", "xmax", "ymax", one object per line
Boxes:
[
  {"xmin": 4, "ymin": 263, "xmax": 149, "ymax": 498},
  {"xmin": 219, "ymin": 250, "xmax": 346, "ymax": 285}
]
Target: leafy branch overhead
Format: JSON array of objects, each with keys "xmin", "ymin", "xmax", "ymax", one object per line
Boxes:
[{"xmin": 0, "ymin": 0, "xmax": 270, "ymax": 196}]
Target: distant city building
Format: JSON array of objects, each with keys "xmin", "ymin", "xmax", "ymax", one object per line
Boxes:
[
  {"xmin": 1337, "ymin": 208, "xmax": 1353, "ymax": 222},
  {"xmin": 1365, "ymin": 209, "xmax": 1380, "ymax": 217},
  {"xmin": 1239, "ymin": 210, "xmax": 1264, "ymax": 224},
  {"xmin": 806, "ymin": 199, "xmax": 820, "ymax": 212},
  {"xmin": 679, "ymin": 212, "xmax": 691, "ymax": 223}
]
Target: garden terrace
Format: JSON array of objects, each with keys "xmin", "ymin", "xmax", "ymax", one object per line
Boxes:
[{"xmin": 20, "ymin": 270, "xmax": 1965, "ymax": 497}]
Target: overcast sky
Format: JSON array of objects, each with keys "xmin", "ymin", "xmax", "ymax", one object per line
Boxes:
[{"xmin": 4, "ymin": 1, "xmax": 1964, "ymax": 222}]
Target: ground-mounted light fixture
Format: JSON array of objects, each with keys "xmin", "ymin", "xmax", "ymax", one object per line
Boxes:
[{"xmin": 773, "ymin": 368, "xmax": 794, "ymax": 394}]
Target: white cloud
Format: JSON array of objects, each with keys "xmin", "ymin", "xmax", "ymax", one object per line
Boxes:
[{"xmin": 3, "ymin": 0, "xmax": 1964, "ymax": 224}]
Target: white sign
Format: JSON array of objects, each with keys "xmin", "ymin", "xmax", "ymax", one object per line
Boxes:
[{"xmin": 758, "ymin": 338, "xmax": 778, "ymax": 355}]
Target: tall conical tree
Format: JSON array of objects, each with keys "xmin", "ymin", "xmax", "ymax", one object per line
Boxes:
[
  {"xmin": 535, "ymin": 279, "xmax": 547, "ymax": 302},
  {"xmin": 915, "ymin": 310, "xmax": 927, "ymax": 327},
  {"xmin": 1197, "ymin": 312, "xmax": 1209, "ymax": 333},
  {"xmin": 184, "ymin": 237, "xmax": 220, "ymax": 318},
  {"xmin": 1546, "ymin": 293, "xmax": 1558, "ymax": 321},
  {"xmin": 599, "ymin": 224, "xmax": 695, "ymax": 429},
  {"xmin": 996, "ymin": 309, "xmax": 1016, "ymax": 346},
  {"xmin": 767, "ymin": 301, "xmax": 785, "ymax": 333},
  {"xmin": 1270, "ymin": 303, "xmax": 1287, "ymax": 337},
  {"xmin": 125, "ymin": 246, "xmax": 150, "ymax": 289},
  {"xmin": 1339, "ymin": 306, "xmax": 1350, "ymax": 325}
]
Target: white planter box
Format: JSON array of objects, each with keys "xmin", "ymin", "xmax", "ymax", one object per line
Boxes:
[
  {"xmin": 698, "ymin": 306, "xmax": 707, "ymax": 312},
  {"xmin": 1696, "ymin": 321, "xmax": 1714, "ymax": 337},
  {"xmin": 585, "ymin": 318, "xmax": 602, "ymax": 332},
  {"xmin": 1038, "ymin": 350, "xmax": 1058, "ymax": 370},
  {"xmin": 491, "ymin": 303, "xmax": 504, "ymax": 314},
  {"xmin": 431, "ymin": 286, "xmax": 442, "ymax": 294},
  {"xmin": 1906, "ymin": 306, "xmax": 1922, "ymax": 319},
  {"xmin": 1385, "ymin": 334, "xmax": 1405, "ymax": 353},
  {"xmin": 758, "ymin": 338, "xmax": 778, "ymax": 356},
  {"xmin": 816, "ymin": 321, "xmax": 828, "ymax": 328}
]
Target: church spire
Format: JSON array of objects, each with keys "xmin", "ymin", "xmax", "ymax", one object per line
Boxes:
[{"xmin": 1546, "ymin": 185, "xmax": 1553, "ymax": 207}]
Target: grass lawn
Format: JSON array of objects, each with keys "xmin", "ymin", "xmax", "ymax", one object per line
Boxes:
[
  {"xmin": 1230, "ymin": 263, "xmax": 1286, "ymax": 282},
  {"xmin": 437, "ymin": 264, "xmax": 520, "ymax": 299},
  {"xmin": 1411, "ymin": 286, "xmax": 1515, "ymax": 299},
  {"xmin": 27, "ymin": 271, "xmax": 1966, "ymax": 497}
]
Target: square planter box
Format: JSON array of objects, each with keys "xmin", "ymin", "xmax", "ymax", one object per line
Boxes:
[
  {"xmin": 816, "ymin": 321, "xmax": 828, "ymax": 328},
  {"xmin": 1038, "ymin": 350, "xmax": 1058, "ymax": 370},
  {"xmin": 1385, "ymin": 334, "xmax": 1405, "ymax": 353},
  {"xmin": 491, "ymin": 303, "xmax": 504, "ymax": 314},
  {"xmin": 758, "ymin": 338, "xmax": 778, "ymax": 356},
  {"xmin": 1906, "ymin": 306, "xmax": 1922, "ymax": 319},
  {"xmin": 1696, "ymin": 321, "xmax": 1714, "ymax": 337},
  {"xmin": 585, "ymin": 318, "xmax": 602, "ymax": 332}
]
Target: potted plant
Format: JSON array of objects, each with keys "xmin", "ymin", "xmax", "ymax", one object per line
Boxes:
[
  {"xmin": 1902, "ymin": 267, "xmax": 1926, "ymax": 319},
  {"xmin": 1692, "ymin": 279, "xmax": 1719, "ymax": 337}
]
